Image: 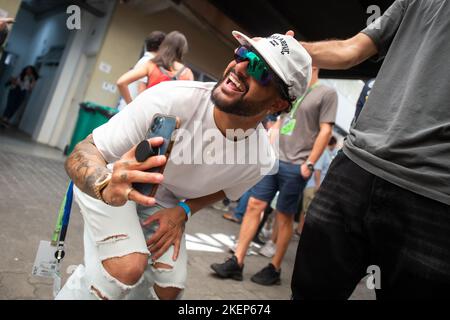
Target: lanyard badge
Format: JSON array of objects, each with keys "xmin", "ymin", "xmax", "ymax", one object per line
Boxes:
[
  {"xmin": 280, "ymin": 118, "xmax": 297, "ymax": 136},
  {"xmin": 280, "ymin": 83, "xmax": 319, "ymax": 136},
  {"xmin": 32, "ymin": 181, "xmax": 74, "ymax": 297}
]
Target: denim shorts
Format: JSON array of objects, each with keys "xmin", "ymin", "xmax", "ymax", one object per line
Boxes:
[{"xmin": 250, "ymin": 160, "xmax": 308, "ymax": 215}]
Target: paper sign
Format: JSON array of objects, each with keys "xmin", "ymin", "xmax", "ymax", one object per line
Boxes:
[
  {"xmin": 99, "ymin": 61, "xmax": 112, "ymax": 74},
  {"xmin": 102, "ymin": 81, "xmax": 117, "ymax": 93}
]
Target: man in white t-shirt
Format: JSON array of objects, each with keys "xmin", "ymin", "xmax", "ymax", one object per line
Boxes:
[
  {"xmin": 56, "ymin": 31, "xmax": 311, "ymax": 300},
  {"xmin": 117, "ymin": 31, "xmax": 166, "ymax": 111}
]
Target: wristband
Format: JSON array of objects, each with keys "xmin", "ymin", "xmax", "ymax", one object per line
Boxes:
[{"xmin": 177, "ymin": 202, "xmax": 191, "ymax": 221}]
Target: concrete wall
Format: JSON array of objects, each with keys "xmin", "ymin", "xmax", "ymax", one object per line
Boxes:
[
  {"xmin": 1, "ymin": 8, "xmax": 69, "ymax": 75},
  {"xmin": 28, "ymin": 12, "xmax": 70, "ymax": 66},
  {"xmin": 83, "ymin": 3, "xmax": 232, "ymax": 108},
  {"xmin": 2, "ymin": 7, "xmax": 35, "ymax": 75},
  {"xmin": 15, "ymin": 11, "xmax": 70, "ymax": 136},
  {"xmin": 10, "ymin": 10, "xmax": 70, "ymax": 75}
]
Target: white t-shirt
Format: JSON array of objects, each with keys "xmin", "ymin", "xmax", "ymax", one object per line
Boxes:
[
  {"xmin": 94, "ymin": 81, "xmax": 277, "ymax": 208},
  {"xmin": 117, "ymin": 52, "xmax": 154, "ymax": 111},
  {"xmin": 20, "ymin": 75, "xmax": 34, "ymax": 91}
]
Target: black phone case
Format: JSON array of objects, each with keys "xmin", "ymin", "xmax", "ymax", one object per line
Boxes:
[{"xmin": 132, "ymin": 114, "xmax": 179, "ymax": 197}]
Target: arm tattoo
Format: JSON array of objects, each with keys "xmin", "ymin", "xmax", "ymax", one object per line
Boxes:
[{"xmin": 65, "ymin": 135, "xmax": 109, "ymax": 199}]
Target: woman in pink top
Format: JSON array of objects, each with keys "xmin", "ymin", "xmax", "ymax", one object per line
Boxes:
[{"xmin": 117, "ymin": 31, "xmax": 194, "ymax": 105}]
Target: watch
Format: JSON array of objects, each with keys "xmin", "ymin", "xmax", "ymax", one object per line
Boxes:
[
  {"xmin": 94, "ymin": 172, "xmax": 112, "ymax": 203},
  {"xmin": 305, "ymin": 160, "xmax": 315, "ymax": 173}
]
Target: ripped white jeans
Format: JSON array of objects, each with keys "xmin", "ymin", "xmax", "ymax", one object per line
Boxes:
[{"xmin": 55, "ymin": 185, "xmax": 187, "ymax": 300}]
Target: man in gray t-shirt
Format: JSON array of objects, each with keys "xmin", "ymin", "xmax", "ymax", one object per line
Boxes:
[
  {"xmin": 291, "ymin": 0, "xmax": 450, "ymax": 299},
  {"xmin": 279, "ymin": 81, "xmax": 337, "ymax": 165}
]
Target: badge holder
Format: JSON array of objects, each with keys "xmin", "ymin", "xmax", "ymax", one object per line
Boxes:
[{"xmin": 32, "ymin": 181, "xmax": 74, "ymax": 297}]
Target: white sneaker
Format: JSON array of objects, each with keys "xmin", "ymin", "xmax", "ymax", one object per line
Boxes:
[
  {"xmin": 228, "ymin": 241, "xmax": 257, "ymax": 256},
  {"xmin": 261, "ymin": 227, "xmax": 272, "ymax": 241},
  {"xmin": 212, "ymin": 201, "xmax": 229, "ymax": 212},
  {"xmin": 259, "ymin": 240, "xmax": 276, "ymax": 258}
]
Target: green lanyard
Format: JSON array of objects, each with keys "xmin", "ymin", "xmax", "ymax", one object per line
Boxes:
[
  {"xmin": 280, "ymin": 83, "xmax": 319, "ymax": 136},
  {"xmin": 288, "ymin": 82, "xmax": 320, "ymax": 120}
]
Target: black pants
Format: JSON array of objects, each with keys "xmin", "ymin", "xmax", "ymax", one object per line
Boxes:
[
  {"xmin": 3, "ymin": 87, "xmax": 26, "ymax": 120},
  {"xmin": 291, "ymin": 151, "xmax": 450, "ymax": 299}
]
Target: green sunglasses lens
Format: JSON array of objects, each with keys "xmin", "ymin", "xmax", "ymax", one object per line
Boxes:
[
  {"xmin": 235, "ymin": 46, "xmax": 273, "ymax": 85},
  {"xmin": 246, "ymin": 51, "xmax": 266, "ymax": 80}
]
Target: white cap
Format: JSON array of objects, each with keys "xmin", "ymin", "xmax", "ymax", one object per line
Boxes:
[{"xmin": 232, "ymin": 31, "xmax": 312, "ymax": 100}]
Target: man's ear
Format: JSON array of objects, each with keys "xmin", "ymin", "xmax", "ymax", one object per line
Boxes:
[{"xmin": 268, "ymin": 98, "xmax": 289, "ymax": 115}]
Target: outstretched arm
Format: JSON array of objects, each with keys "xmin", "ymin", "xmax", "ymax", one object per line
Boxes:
[{"xmin": 300, "ymin": 33, "xmax": 378, "ymax": 70}]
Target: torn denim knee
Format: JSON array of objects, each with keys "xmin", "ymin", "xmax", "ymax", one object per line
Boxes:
[
  {"xmin": 95, "ymin": 232, "xmax": 149, "ymax": 262},
  {"xmin": 96, "ymin": 234, "xmax": 129, "ymax": 244},
  {"xmin": 88, "ymin": 261, "xmax": 145, "ymax": 300}
]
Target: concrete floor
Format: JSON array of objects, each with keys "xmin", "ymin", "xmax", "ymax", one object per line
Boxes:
[{"xmin": 0, "ymin": 127, "xmax": 375, "ymax": 300}]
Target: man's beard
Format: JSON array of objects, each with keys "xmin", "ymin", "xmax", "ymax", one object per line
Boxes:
[{"xmin": 211, "ymin": 70, "xmax": 267, "ymax": 117}]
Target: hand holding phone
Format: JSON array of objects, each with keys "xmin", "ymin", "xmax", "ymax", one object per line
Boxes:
[
  {"xmin": 100, "ymin": 137, "xmax": 165, "ymax": 207},
  {"xmin": 132, "ymin": 114, "xmax": 180, "ymax": 198},
  {"xmin": 135, "ymin": 140, "xmax": 159, "ymax": 162}
]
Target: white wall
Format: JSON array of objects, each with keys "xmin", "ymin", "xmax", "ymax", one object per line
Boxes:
[{"xmin": 320, "ymin": 79, "xmax": 364, "ymax": 132}]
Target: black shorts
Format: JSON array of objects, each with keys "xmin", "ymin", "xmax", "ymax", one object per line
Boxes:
[{"xmin": 291, "ymin": 151, "xmax": 450, "ymax": 299}]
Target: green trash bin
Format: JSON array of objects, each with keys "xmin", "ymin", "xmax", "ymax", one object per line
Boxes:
[{"xmin": 66, "ymin": 102, "xmax": 118, "ymax": 155}]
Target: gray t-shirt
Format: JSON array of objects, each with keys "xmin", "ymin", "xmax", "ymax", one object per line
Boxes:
[
  {"xmin": 344, "ymin": 0, "xmax": 450, "ymax": 205},
  {"xmin": 279, "ymin": 84, "xmax": 338, "ymax": 164}
]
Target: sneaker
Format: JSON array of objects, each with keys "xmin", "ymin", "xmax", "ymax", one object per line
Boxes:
[
  {"xmin": 252, "ymin": 234, "xmax": 266, "ymax": 246},
  {"xmin": 259, "ymin": 240, "xmax": 276, "ymax": 258},
  {"xmin": 260, "ymin": 227, "xmax": 272, "ymax": 241},
  {"xmin": 210, "ymin": 255, "xmax": 243, "ymax": 281},
  {"xmin": 251, "ymin": 263, "xmax": 281, "ymax": 286}
]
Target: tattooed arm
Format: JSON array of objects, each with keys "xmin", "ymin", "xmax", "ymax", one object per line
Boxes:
[
  {"xmin": 65, "ymin": 134, "xmax": 166, "ymax": 207},
  {"xmin": 65, "ymin": 134, "xmax": 109, "ymax": 199}
]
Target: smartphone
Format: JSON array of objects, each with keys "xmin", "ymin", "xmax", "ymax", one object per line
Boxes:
[{"xmin": 132, "ymin": 114, "xmax": 180, "ymax": 197}]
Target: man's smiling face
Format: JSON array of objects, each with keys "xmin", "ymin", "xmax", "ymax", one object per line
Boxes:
[{"xmin": 211, "ymin": 58, "xmax": 281, "ymax": 117}]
